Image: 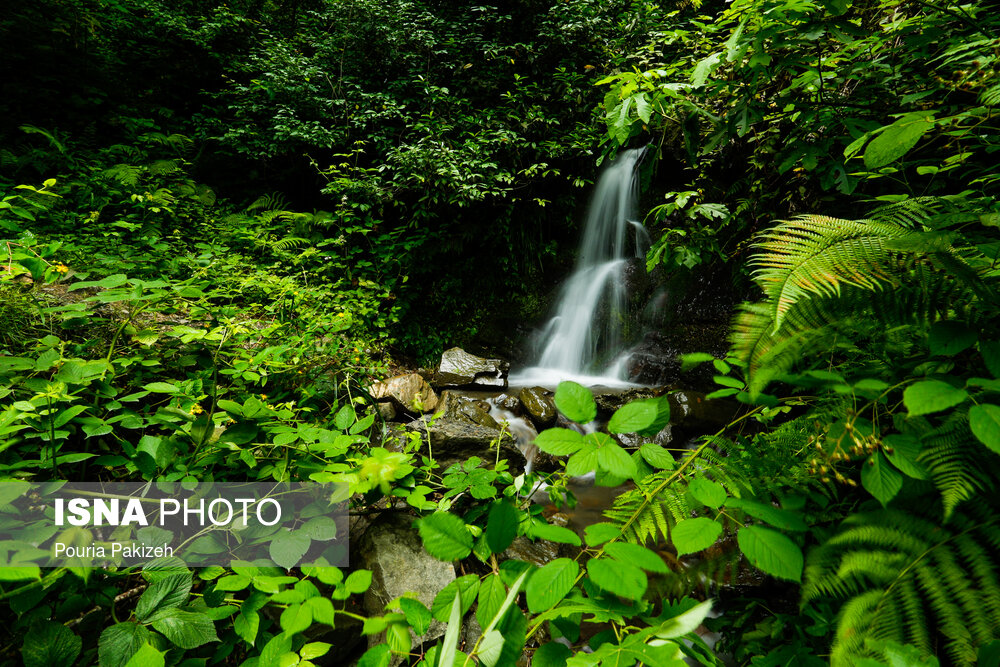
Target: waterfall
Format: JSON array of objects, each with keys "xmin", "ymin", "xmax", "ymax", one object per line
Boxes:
[{"xmin": 513, "ymin": 148, "xmax": 647, "ymax": 387}]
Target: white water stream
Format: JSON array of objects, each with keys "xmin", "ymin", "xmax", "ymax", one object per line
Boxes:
[{"xmin": 512, "ymin": 148, "xmax": 648, "ymax": 388}]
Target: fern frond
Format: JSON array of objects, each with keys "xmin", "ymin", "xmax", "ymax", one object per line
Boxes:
[
  {"xmin": 803, "ymin": 504, "xmax": 1000, "ymax": 666},
  {"xmin": 247, "ymin": 192, "xmax": 289, "ymax": 211},
  {"xmin": 102, "ymin": 163, "xmax": 142, "ymax": 186}
]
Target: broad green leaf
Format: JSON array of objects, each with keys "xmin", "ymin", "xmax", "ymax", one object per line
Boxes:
[
  {"xmin": 400, "ymin": 597, "xmax": 432, "ymax": 635},
  {"xmin": 863, "ymin": 112, "xmax": 935, "ymax": 169},
  {"xmin": 692, "ymin": 52, "xmax": 722, "ymax": 87},
  {"xmin": 280, "ymin": 603, "xmax": 313, "ymax": 635},
  {"xmin": 334, "ymin": 404, "xmax": 356, "ymax": 430},
  {"xmin": 596, "ymin": 442, "xmax": 637, "ymax": 479},
  {"xmin": 485, "ymin": 501, "xmax": 518, "ymax": 554},
  {"xmin": 233, "ymin": 610, "xmax": 260, "ymax": 645},
  {"xmin": 737, "ymin": 526, "xmax": 803, "ymax": 581},
  {"xmin": 862, "ymin": 451, "xmax": 904, "ymax": 506},
  {"xmin": 269, "ymin": 530, "xmax": 311, "ymax": 570},
  {"xmin": 928, "ymin": 321, "xmax": 976, "ymax": 357},
  {"xmin": 214, "ymin": 574, "xmax": 252, "ymax": 592},
  {"xmin": 533, "ymin": 642, "xmax": 572, "ymax": 667},
  {"xmin": 528, "ymin": 522, "xmax": 581, "ymax": 546},
  {"xmin": 477, "ymin": 574, "xmax": 507, "ymax": 629},
  {"xmin": 478, "ymin": 629, "xmax": 505, "ymax": 667},
  {"xmin": 301, "ymin": 642, "xmax": 332, "ymax": 660},
  {"xmin": 688, "ymin": 478, "xmax": 726, "ymax": 508},
  {"xmin": 903, "ymin": 379, "xmax": 968, "ymax": 416},
  {"xmin": 981, "ymin": 340, "xmax": 1000, "ymax": 378},
  {"xmin": 418, "ymin": 512, "xmax": 473, "ymax": 561},
  {"xmin": 123, "ymin": 644, "xmax": 164, "ymax": 667},
  {"xmin": 654, "ymin": 599, "xmax": 715, "ymax": 639},
  {"xmin": 526, "ymin": 558, "xmax": 579, "ymax": 613},
  {"xmin": 608, "ymin": 396, "xmax": 670, "ymax": 436},
  {"xmin": 135, "ymin": 572, "xmax": 191, "ymax": 621},
  {"xmin": 98, "ymin": 623, "xmax": 149, "ymax": 667},
  {"xmin": 301, "ymin": 516, "xmax": 338, "ymax": 541},
  {"xmin": 584, "ymin": 523, "xmax": 621, "ymax": 546},
  {"xmin": 534, "ymin": 428, "xmax": 585, "ymax": 455},
  {"xmin": 883, "ymin": 434, "xmax": 929, "ymax": 480},
  {"xmin": 431, "ymin": 575, "xmax": 480, "ymax": 622},
  {"xmin": 970, "ymin": 404, "xmax": 1000, "ymax": 454},
  {"xmin": 640, "ymin": 443, "xmax": 674, "ymax": 469},
  {"xmin": 672, "ymin": 517, "xmax": 723, "ymax": 555},
  {"xmin": 358, "ymin": 644, "xmax": 391, "ymax": 667},
  {"xmin": 21, "ymin": 621, "xmax": 82, "ymax": 667},
  {"xmin": 588, "ymin": 558, "xmax": 647, "ymax": 600},
  {"xmin": 148, "ymin": 608, "xmax": 218, "ymax": 649},
  {"xmin": 604, "ymin": 542, "xmax": 668, "ymax": 573},
  {"xmin": 437, "ymin": 592, "xmax": 463, "ymax": 667},
  {"xmin": 553, "ymin": 381, "xmax": 596, "ymax": 424},
  {"xmin": 726, "ymin": 498, "xmax": 807, "ymax": 531},
  {"xmin": 142, "ymin": 382, "xmax": 179, "ymax": 394}
]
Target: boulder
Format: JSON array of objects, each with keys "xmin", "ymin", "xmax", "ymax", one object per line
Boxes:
[
  {"xmin": 356, "ymin": 513, "xmax": 456, "ymax": 661},
  {"xmin": 493, "ymin": 392, "xmax": 522, "ymax": 413},
  {"xmin": 518, "ymin": 386, "xmax": 556, "ymax": 428},
  {"xmin": 433, "ymin": 347, "xmax": 510, "ymax": 388},
  {"xmin": 382, "ymin": 418, "xmax": 522, "ymax": 471},
  {"xmin": 370, "ymin": 373, "xmax": 438, "ymax": 415},
  {"xmin": 667, "ymin": 390, "xmax": 740, "ymax": 431}
]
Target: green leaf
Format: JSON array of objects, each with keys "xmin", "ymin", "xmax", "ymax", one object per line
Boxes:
[
  {"xmin": 903, "ymin": 379, "xmax": 968, "ymax": 416},
  {"xmin": 737, "ymin": 526, "xmax": 803, "ymax": 581},
  {"xmin": 431, "ymin": 575, "xmax": 480, "ymax": 622},
  {"xmin": 233, "ymin": 610, "xmax": 260, "ymax": 645},
  {"xmin": 135, "ymin": 572, "xmax": 191, "ymax": 621},
  {"xmin": 726, "ymin": 498, "xmax": 807, "ymax": 531},
  {"xmin": 400, "ymin": 597, "xmax": 432, "ymax": 635},
  {"xmin": 863, "ymin": 112, "xmax": 935, "ymax": 169},
  {"xmin": 528, "ymin": 522, "xmax": 581, "ymax": 546},
  {"xmin": 604, "ymin": 542, "xmax": 668, "ymax": 573},
  {"xmin": 588, "ymin": 558, "xmax": 647, "ymax": 600},
  {"xmin": 639, "ymin": 443, "xmax": 674, "ymax": 469},
  {"xmin": 584, "ymin": 523, "xmax": 621, "ymax": 547},
  {"xmin": 883, "ymin": 434, "xmax": 929, "ymax": 480},
  {"xmin": 970, "ymin": 404, "xmax": 1000, "ymax": 454},
  {"xmin": 672, "ymin": 517, "xmax": 723, "ymax": 555},
  {"xmin": 862, "ymin": 451, "xmax": 904, "ymax": 506},
  {"xmin": 476, "ymin": 574, "xmax": 507, "ymax": 629},
  {"xmin": 608, "ymin": 396, "xmax": 670, "ymax": 436},
  {"xmin": 689, "ymin": 478, "xmax": 726, "ymax": 508},
  {"xmin": 269, "ymin": 530, "xmax": 311, "ymax": 569},
  {"xmin": 485, "ymin": 501, "xmax": 518, "ymax": 554},
  {"xmin": 553, "ymin": 381, "xmax": 596, "ymax": 424},
  {"xmin": 280, "ymin": 603, "xmax": 313, "ymax": 634},
  {"xmin": 301, "ymin": 516, "xmax": 338, "ymax": 541},
  {"xmin": 437, "ymin": 591, "xmax": 463, "ymax": 667},
  {"xmin": 98, "ymin": 623, "xmax": 149, "ymax": 667},
  {"xmin": 928, "ymin": 322, "xmax": 976, "ymax": 357},
  {"xmin": 478, "ymin": 629, "xmax": 505, "ymax": 667},
  {"xmin": 123, "ymin": 644, "xmax": 164, "ymax": 667},
  {"xmin": 334, "ymin": 404, "xmax": 356, "ymax": 430},
  {"xmin": 981, "ymin": 340, "xmax": 1000, "ymax": 378},
  {"xmin": 654, "ymin": 599, "xmax": 715, "ymax": 639},
  {"xmin": 22, "ymin": 621, "xmax": 82, "ymax": 667},
  {"xmin": 418, "ymin": 512, "xmax": 473, "ymax": 561},
  {"xmin": 142, "ymin": 382, "xmax": 179, "ymax": 394},
  {"xmin": 532, "ymin": 642, "xmax": 572, "ymax": 667},
  {"xmin": 301, "ymin": 642, "xmax": 332, "ymax": 660},
  {"xmin": 148, "ymin": 608, "xmax": 218, "ymax": 649},
  {"xmin": 214, "ymin": 574, "xmax": 252, "ymax": 592},
  {"xmin": 534, "ymin": 428, "xmax": 585, "ymax": 455},
  {"xmin": 526, "ymin": 558, "xmax": 578, "ymax": 612},
  {"xmin": 596, "ymin": 442, "xmax": 638, "ymax": 479}
]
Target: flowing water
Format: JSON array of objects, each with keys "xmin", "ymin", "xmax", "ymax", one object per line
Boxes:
[{"xmin": 512, "ymin": 148, "xmax": 648, "ymax": 388}]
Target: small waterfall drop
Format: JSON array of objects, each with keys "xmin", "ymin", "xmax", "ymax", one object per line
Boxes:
[{"xmin": 513, "ymin": 148, "xmax": 647, "ymax": 387}]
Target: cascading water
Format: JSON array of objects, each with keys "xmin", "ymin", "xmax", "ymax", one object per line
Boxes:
[{"xmin": 512, "ymin": 148, "xmax": 648, "ymax": 387}]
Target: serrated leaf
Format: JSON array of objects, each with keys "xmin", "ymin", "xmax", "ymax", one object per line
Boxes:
[
  {"xmin": 863, "ymin": 113, "xmax": 935, "ymax": 169},
  {"xmin": 862, "ymin": 451, "xmax": 904, "ymax": 506},
  {"xmin": 970, "ymin": 404, "xmax": 1000, "ymax": 454},
  {"xmin": 604, "ymin": 542, "xmax": 668, "ymax": 573},
  {"xmin": 269, "ymin": 530, "xmax": 311, "ymax": 569},
  {"xmin": 534, "ymin": 428, "xmax": 585, "ymax": 455},
  {"xmin": 334, "ymin": 404, "xmax": 356, "ymax": 430},
  {"xmin": 584, "ymin": 523, "xmax": 621, "ymax": 546},
  {"xmin": 654, "ymin": 599, "xmax": 715, "ymax": 639},
  {"xmin": 142, "ymin": 382, "xmax": 178, "ymax": 394},
  {"xmin": 928, "ymin": 321, "xmax": 976, "ymax": 357},
  {"xmin": 981, "ymin": 340, "xmax": 1000, "ymax": 378},
  {"xmin": 737, "ymin": 526, "xmax": 803, "ymax": 581},
  {"xmin": 431, "ymin": 575, "xmax": 480, "ymax": 622},
  {"xmin": 477, "ymin": 574, "xmax": 507, "ymax": 629},
  {"xmin": 608, "ymin": 396, "xmax": 670, "ymax": 436},
  {"xmin": 533, "ymin": 642, "xmax": 572, "ymax": 667},
  {"xmin": 21, "ymin": 621, "xmax": 82, "ymax": 667},
  {"xmin": 486, "ymin": 501, "xmax": 518, "ymax": 554},
  {"xmin": 526, "ymin": 558, "xmax": 578, "ymax": 612},
  {"xmin": 478, "ymin": 629, "xmax": 505, "ymax": 667},
  {"xmin": 400, "ymin": 597, "xmax": 432, "ymax": 635},
  {"xmin": 596, "ymin": 442, "xmax": 637, "ymax": 479},
  {"xmin": 280, "ymin": 603, "xmax": 313, "ymax": 634},
  {"xmin": 689, "ymin": 478, "xmax": 726, "ymax": 508},
  {"xmin": 123, "ymin": 644, "xmax": 164, "ymax": 667},
  {"xmin": 639, "ymin": 443, "xmax": 674, "ymax": 469},
  {"xmin": 903, "ymin": 379, "xmax": 968, "ymax": 416},
  {"xmin": 672, "ymin": 517, "xmax": 723, "ymax": 555},
  {"xmin": 883, "ymin": 434, "xmax": 929, "ymax": 480},
  {"xmin": 148, "ymin": 608, "xmax": 218, "ymax": 649},
  {"xmin": 234, "ymin": 610, "xmax": 260, "ymax": 645},
  {"xmin": 98, "ymin": 623, "xmax": 149, "ymax": 667},
  {"xmin": 553, "ymin": 381, "xmax": 596, "ymax": 424},
  {"xmin": 528, "ymin": 522, "xmax": 581, "ymax": 546},
  {"xmin": 726, "ymin": 498, "xmax": 807, "ymax": 531},
  {"xmin": 417, "ymin": 512, "xmax": 473, "ymax": 561},
  {"xmin": 135, "ymin": 572, "xmax": 191, "ymax": 621},
  {"xmin": 588, "ymin": 558, "xmax": 646, "ymax": 600}
]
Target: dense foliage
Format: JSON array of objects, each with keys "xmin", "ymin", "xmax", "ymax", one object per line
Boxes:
[{"xmin": 1, "ymin": 0, "xmax": 999, "ymax": 666}]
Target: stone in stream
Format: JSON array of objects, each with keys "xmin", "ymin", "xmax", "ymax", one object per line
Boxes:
[
  {"xmin": 433, "ymin": 347, "xmax": 510, "ymax": 388},
  {"xmin": 518, "ymin": 386, "xmax": 556, "ymax": 428},
  {"xmin": 370, "ymin": 373, "xmax": 438, "ymax": 415},
  {"xmin": 356, "ymin": 513, "xmax": 456, "ymax": 662},
  {"xmin": 382, "ymin": 418, "xmax": 523, "ymax": 472}
]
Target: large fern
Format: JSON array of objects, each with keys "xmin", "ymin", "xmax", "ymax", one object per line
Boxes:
[{"xmin": 802, "ymin": 502, "xmax": 1000, "ymax": 666}]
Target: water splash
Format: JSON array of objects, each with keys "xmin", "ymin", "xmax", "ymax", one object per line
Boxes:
[{"xmin": 513, "ymin": 148, "xmax": 648, "ymax": 387}]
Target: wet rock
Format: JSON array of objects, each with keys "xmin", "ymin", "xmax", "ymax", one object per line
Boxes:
[
  {"xmin": 667, "ymin": 390, "xmax": 740, "ymax": 431},
  {"xmin": 356, "ymin": 513, "xmax": 456, "ymax": 660},
  {"xmin": 519, "ymin": 386, "xmax": 556, "ymax": 428},
  {"xmin": 502, "ymin": 536, "xmax": 564, "ymax": 568},
  {"xmin": 494, "ymin": 392, "xmax": 522, "ymax": 413},
  {"xmin": 370, "ymin": 373, "xmax": 439, "ymax": 415},
  {"xmin": 383, "ymin": 417, "xmax": 522, "ymax": 471},
  {"xmin": 434, "ymin": 347, "xmax": 510, "ymax": 388},
  {"xmin": 437, "ymin": 391, "xmax": 501, "ymax": 429},
  {"xmin": 592, "ymin": 387, "xmax": 660, "ymax": 415},
  {"xmin": 377, "ymin": 401, "xmax": 397, "ymax": 421}
]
